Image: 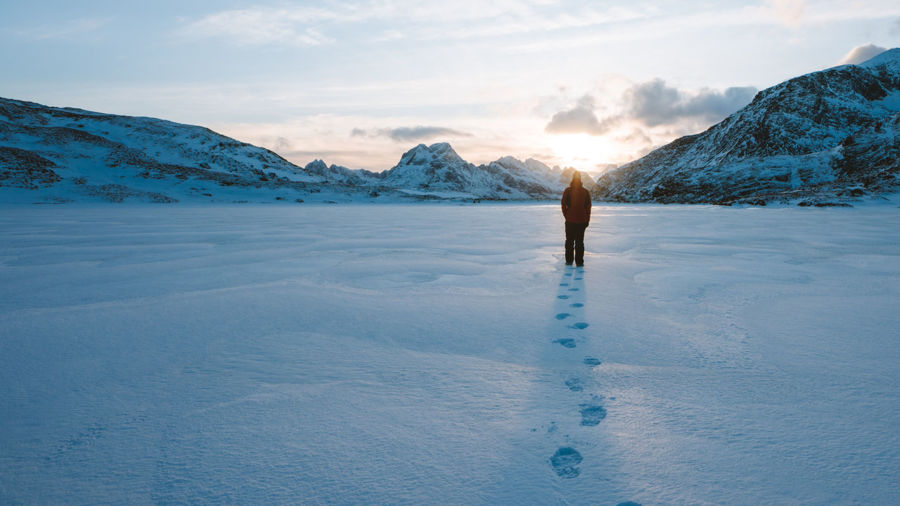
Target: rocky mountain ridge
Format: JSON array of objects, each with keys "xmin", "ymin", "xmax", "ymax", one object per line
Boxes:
[
  {"xmin": 4, "ymin": 49, "xmax": 900, "ymax": 205},
  {"xmin": 0, "ymin": 98, "xmax": 580, "ymax": 203},
  {"xmin": 593, "ymin": 48, "xmax": 900, "ymax": 205}
]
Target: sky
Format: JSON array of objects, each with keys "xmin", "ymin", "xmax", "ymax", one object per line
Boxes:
[{"xmin": 1, "ymin": 1, "xmax": 899, "ymax": 174}]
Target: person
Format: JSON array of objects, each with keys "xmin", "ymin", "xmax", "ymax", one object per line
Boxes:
[{"xmin": 561, "ymin": 171, "xmax": 591, "ymax": 266}]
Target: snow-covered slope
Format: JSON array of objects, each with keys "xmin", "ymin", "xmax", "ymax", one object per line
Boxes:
[
  {"xmin": 0, "ymin": 97, "xmax": 354, "ymax": 203},
  {"xmin": 594, "ymin": 48, "xmax": 900, "ymax": 205},
  {"xmin": 0, "ymin": 98, "xmax": 578, "ymax": 203}
]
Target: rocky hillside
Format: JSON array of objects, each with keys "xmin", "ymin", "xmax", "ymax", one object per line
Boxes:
[
  {"xmin": 0, "ymin": 97, "xmax": 348, "ymax": 203},
  {"xmin": 594, "ymin": 48, "xmax": 900, "ymax": 205}
]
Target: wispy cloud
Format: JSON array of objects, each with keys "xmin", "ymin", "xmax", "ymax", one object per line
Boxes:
[
  {"xmin": 352, "ymin": 126, "xmax": 473, "ymax": 142},
  {"xmin": 764, "ymin": 0, "xmax": 805, "ymax": 26},
  {"xmin": 509, "ymin": 1, "xmax": 900, "ymax": 53},
  {"xmin": 176, "ymin": 1, "xmax": 657, "ymax": 47},
  {"xmin": 14, "ymin": 17, "xmax": 112, "ymax": 41},
  {"xmin": 414, "ymin": 4, "xmax": 654, "ymax": 41},
  {"xmin": 176, "ymin": 7, "xmax": 338, "ymax": 46}
]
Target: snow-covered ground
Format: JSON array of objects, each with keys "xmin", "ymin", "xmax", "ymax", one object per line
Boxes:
[{"xmin": 1, "ymin": 204, "xmax": 898, "ymax": 504}]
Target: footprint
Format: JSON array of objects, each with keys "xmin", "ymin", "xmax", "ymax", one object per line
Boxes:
[
  {"xmin": 570, "ymin": 303, "xmax": 584, "ymax": 308},
  {"xmin": 575, "ymin": 277, "xmax": 583, "ymax": 281},
  {"xmin": 617, "ymin": 503, "xmax": 642, "ymax": 506},
  {"xmin": 560, "ymin": 283, "xmax": 569, "ymax": 286},
  {"xmin": 555, "ymin": 313, "xmax": 571, "ymax": 320},
  {"xmin": 553, "ymin": 338, "xmax": 576, "ymax": 348},
  {"xmin": 565, "ymin": 272, "xmax": 573, "ymax": 277},
  {"xmin": 569, "ymin": 322, "xmax": 589, "ymax": 330},
  {"xmin": 565, "ymin": 378, "xmax": 584, "ymax": 392},
  {"xmin": 569, "ymin": 288, "xmax": 579, "ymax": 292},
  {"xmin": 583, "ymin": 357, "xmax": 602, "ymax": 366},
  {"xmin": 550, "ymin": 447, "xmax": 583, "ymax": 478},
  {"xmin": 579, "ymin": 403, "xmax": 607, "ymax": 426}
]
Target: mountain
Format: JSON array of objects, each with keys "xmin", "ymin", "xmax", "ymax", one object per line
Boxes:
[
  {"xmin": 0, "ymin": 97, "xmax": 347, "ymax": 203},
  {"xmin": 0, "ymin": 97, "xmax": 576, "ymax": 203},
  {"xmin": 302, "ymin": 159, "xmax": 380, "ymax": 187},
  {"xmin": 594, "ymin": 48, "xmax": 900, "ymax": 205},
  {"xmin": 374, "ymin": 143, "xmax": 567, "ymax": 199}
]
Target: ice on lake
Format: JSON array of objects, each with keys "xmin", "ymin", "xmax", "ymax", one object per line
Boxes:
[{"xmin": 1, "ymin": 203, "xmax": 898, "ymax": 504}]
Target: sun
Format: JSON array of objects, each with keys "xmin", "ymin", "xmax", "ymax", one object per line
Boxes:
[{"xmin": 547, "ymin": 133, "xmax": 618, "ymax": 172}]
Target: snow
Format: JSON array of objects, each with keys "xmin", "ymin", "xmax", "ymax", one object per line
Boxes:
[
  {"xmin": 2, "ymin": 99, "xmax": 571, "ymax": 202},
  {"xmin": 1, "ymin": 204, "xmax": 898, "ymax": 504},
  {"xmin": 597, "ymin": 48, "xmax": 900, "ymax": 205},
  {"xmin": 859, "ymin": 47, "xmax": 900, "ymax": 73}
]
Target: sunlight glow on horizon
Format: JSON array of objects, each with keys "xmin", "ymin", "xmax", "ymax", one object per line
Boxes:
[{"xmin": 547, "ymin": 133, "xmax": 615, "ymax": 172}]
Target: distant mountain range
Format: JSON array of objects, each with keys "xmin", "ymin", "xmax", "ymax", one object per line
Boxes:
[
  {"xmin": 0, "ymin": 97, "xmax": 580, "ymax": 204},
  {"xmin": 594, "ymin": 48, "xmax": 900, "ymax": 205},
  {"xmin": 2, "ymin": 48, "xmax": 898, "ymax": 205}
]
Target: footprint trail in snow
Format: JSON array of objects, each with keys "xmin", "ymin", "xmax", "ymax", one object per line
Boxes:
[{"xmin": 545, "ymin": 265, "xmax": 608, "ymax": 480}]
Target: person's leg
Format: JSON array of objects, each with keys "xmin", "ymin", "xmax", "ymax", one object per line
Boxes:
[
  {"xmin": 564, "ymin": 222, "xmax": 575, "ymax": 265},
  {"xmin": 574, "ymin": 223, "xmax": 587, "ymax": 266}
]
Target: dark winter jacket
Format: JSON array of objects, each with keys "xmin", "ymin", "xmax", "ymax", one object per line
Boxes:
[{"xmin": 561, "ymin": 181, "xmax": 591, "ymax": 224}]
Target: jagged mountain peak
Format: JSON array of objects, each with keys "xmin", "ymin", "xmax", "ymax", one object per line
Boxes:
[
  {"xmin": 0, "ymin": 97, "xmax": 567, "ymax": 202},
  {"xmin": 427, "ymin": 141, "xmax": 456, "ymax": 154},
  {"xmin": 304, "ymin": 159, "xmax": 329, "ymax": 171},
  {"xmin": 524, "ymin": 158, "xmax": 553, "ymax": 172},
  {"xmin": 374, "ymin": 142, "xmax": 565, "ymax": 199},
  {"xmin": 397, "ymin": 142, "xmax": 465, "ymax": 167}
]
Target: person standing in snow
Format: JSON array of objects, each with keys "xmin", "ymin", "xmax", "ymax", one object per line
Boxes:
[{"xmin": 561, "ymin": 171, "xmax": 592, "ymax": 267}]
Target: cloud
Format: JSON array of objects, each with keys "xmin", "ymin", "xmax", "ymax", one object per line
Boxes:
[
  {"xmin": 626, "ymin": 79, "xmax": 758, "ymax": 126},
  {"xmin": 544, "ymin": 81, "xmax": 757, "ymax": 135},
  {"xmin": 616, "ymin": 129, "xmax": 653, "ymax": 146},
  {"xmin": 352, "ymin": 126, "xmax": 473, "ymax": 142},
  {"xmin": 272, "ymin": 137, "xmax": 293, "ymax": 151},
  {"xmin": 764, "ymin": 0, "xmax": 805, "ymax": 25},
  {"xmin": 544, "ymin": 95, "xmax": 619, "ymax": 135},
  {"xmin": 838, "ymin": 44, "xmax": 888, "ymax": 65},
  {"xmin": 15, "ymin": 17, "xmax": 112, "ymax": 40},
  {"xmin": 177, "ymin": 1, "xmax": 658, "ymax": 48},
  {"xmin": 177, "ymin": 7, "xmax": 336, "ymax": 46},
  {"xmin": 373, "ymin": 30, "xmax": 405, "ymax": 42}
]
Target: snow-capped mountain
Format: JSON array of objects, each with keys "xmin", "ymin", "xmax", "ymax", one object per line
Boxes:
[
  {"xmin": 594, "ymin": 48, "xmax": 900, "ymax": 205},
  {"xmin": 374, "ymin": 143, "xmax": 568, "ymax": 199},
  {"xmin": 0, "ymin": 97, "xmax": 576, "ymax": 203},
  {"xmin": 302, "ymin": 159, "xmax": 381, "ymax": 187},
  {"xmin": 0, "ymin": 97, "xmax": 368, "ymax": 203}
]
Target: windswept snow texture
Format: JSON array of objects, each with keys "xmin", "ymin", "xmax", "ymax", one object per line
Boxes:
[{"xmin": 1, "ymin": 204, "xmax": 899, "ymax": 504}]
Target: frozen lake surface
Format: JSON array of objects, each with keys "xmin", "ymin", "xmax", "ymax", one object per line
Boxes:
[{"xmin": 1, "ymin": 204, "xmax": 898, "ymax": 504}]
